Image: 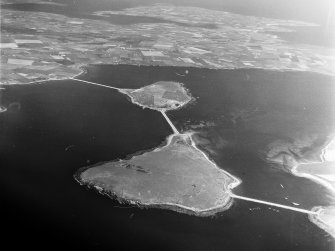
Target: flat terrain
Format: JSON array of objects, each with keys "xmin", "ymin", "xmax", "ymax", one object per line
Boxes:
[
  {"xmin": 78, "ymin": 134, "xmax": 235, "ymax": 214},
  {"xmin": 311, "ymin": 207, "xmax": 335, "ymax": 238},
  {"xmin": 121, "ymin": 81, "xmax": 191, "ymax": 110},
  {"xmin": 2, "ymin": 3, "xmax": 335, "ymax": 85}
]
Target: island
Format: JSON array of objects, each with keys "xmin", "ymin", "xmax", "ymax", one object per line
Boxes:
[
  {"xmin": 119, "ymin": 81, "xmax": 192, "ymax": 111},
  {"xmin": 75, "ymin": 81, "xmax": 240, "ymax": 215}
]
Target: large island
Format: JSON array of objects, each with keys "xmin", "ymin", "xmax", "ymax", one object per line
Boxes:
[{"xmin": 75, "ymin": 81, "xmax": 240, "ymax": 215}]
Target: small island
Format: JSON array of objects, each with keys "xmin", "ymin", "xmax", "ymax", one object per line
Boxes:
[
  {"xmin": 75, "ymin": 81, "xmax": 240, "ymax": 215},
  {"xmin": 119, "ymin": 81, "xmax": 192, "ymax": 111}
]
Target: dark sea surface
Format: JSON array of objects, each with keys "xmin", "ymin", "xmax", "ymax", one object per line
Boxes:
[{"xmin": 1, "ymin": 65, "xmax": 334, "ymax": 250}]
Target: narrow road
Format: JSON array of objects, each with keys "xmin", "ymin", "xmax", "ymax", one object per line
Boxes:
[
  {"xmin": 230, "ymin": 193, "xmax": 318, "ymax": 215},
  {"xmin": 73, "ymin": 77, "xmax": 319, "ymax": 216},
  {"xmin": 161, "ymin": 111, "xmax": 179, "ymax": 135},
  {"xmin": 72, "ymin": 78, "xmax": 120, "ymax": 90},
  {"xmin": 74, "ymin": 78, "xmax": 180, "ymax": 135}
]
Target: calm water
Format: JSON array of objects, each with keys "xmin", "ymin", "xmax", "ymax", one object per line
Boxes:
[{"xmin": 1, "ymin": 65, "xmax": 334, "ymax": 250}]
